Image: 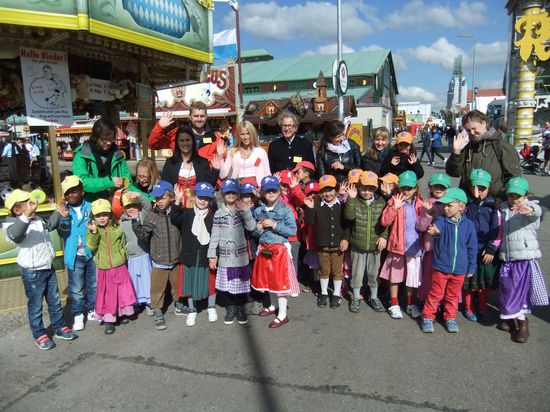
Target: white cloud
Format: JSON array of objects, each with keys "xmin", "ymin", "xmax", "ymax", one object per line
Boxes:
[
  {"xmin": 398, "ymin": 86, "xmax": 447, "ymax": 108},
  {"xmin": 392, "ymin": 51, "xmax": 409, "ymax": 72},
  {"xmin": 478, "ymin": 79, "xmax": 504, "ymax": 89},
  {"xmin": 301, "ymin": 43, "xmax": 355, "ymax": 57},
  {"xmin": 361, "ymin": 44, "xmax": 383, "ymax": 51},
  {"xmin": 381, "ymin": 0, "xmax": 487, "ymax": 30},
  {"xmin": 475, "ymin": 41, "xmax": 507, "ymax": 67},
  {"xmin": 230, "ymin": 1, "xmax": 376, "ymax": 42}
]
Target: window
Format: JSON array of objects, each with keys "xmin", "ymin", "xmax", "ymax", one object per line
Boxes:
[
  {"xmin": 288, "ymin": 81, "xmax": 306, "ymax": 91},
  {"xmin": 244, "ymin": 85, "xmax": 260, "ymax": 93}
]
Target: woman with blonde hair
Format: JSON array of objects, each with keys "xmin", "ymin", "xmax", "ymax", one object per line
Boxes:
[
  {"xmin": 361, "ymin": 126, "xmax": 391, "ymax": 174},
  {"xmin": 220, "ymin": 120, "xmax": 271, "ymax": 186},
  {"xmin": 134, "ymin": 158, "xmax": 161, "ymax": 201}
]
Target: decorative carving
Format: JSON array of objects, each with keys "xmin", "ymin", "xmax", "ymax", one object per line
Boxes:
[{"xmin": 514, "ymin": 9, "xmax": 550, "ymax": 63}]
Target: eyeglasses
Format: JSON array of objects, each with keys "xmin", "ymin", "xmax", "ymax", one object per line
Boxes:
[
  {"xmin": 281, "ymin": 124, "xmax": 296, "ymax": 129},
  {"xmin": 98, "ymin": 137, "xmax": 115, "ymax": 143}
]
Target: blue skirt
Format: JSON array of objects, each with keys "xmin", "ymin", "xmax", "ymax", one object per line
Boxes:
[{"xmin": 127, "ymin": 254, "xmax": 152, "ymax": 305}]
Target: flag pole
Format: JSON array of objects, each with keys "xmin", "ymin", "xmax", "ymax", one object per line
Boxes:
[{"xmin": 235, "ymin": 5, "xmax": 244, "ymax": 110}]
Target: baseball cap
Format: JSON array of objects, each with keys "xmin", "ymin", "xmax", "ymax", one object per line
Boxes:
[
  {"xmin": 194, "ymin": 182, "xmax": 215, "ymax": 198},
  {"xmin": 319, "ymin": 175, "xmax": 337, "ymax": 190},
  {"xmin": 347, "ymin": 169, "xmax": 362, "ymax": 184},
  {"xmin": 122, "ymin": 192, "xmax": 141, "ymax": 207},
  {"xmin": 91, "ymin": 198, "xmax": 111, "ymax": 215},
  {"xmin": 358, "ymin": 171, "xmax": 378, "ymax": 187},
  {"xmin": 469, "ymin": 169, "xmax": 492, "ymax": 187},
  {"xmin": 239, "ymin": 178, "xmax": 258, "ymax": 195},
  {"xmin": 505, "ymin": 177, "xmax": 529, "ymax": 196},
  {"xmin": 221, "ymin": 178, "xmax": 240, "ymax": 194},
  {"xmin": 304, "ymin": 181, "xmax": 320, "ymax": 195},
  {"xmin": 396, "ymin": 131, "xmax": 413, "ymax": 145},
  {"xmin": 150, "ymin": 180, "xmax": 174, "ymax": 198},
  {"xmin": 428, "ymin": 173, "xmax": 451, "ymax": 189},
  {"xmin": 279, "ymin": 170, "xmax": 293, "ymax": 185},
  {"xmin": 292, "ymin": 161, "xmax": 315, "ymax": 173},
  {"xmin": 61, "ymin": 175, "xmax": 82, "ymax": 195},
  {"xmin": 398, "ymin": 171, "xmax": 417, "ymax": 188},
  {"xmin": 437, "ymin": 187, "xmax": 467, "ymax": 204},
  {"xmin": 261, "ymin": 176, "xmax": 280, "ymax": 192},
  {"xmin": 5, "ymin": 189, "xmax": 30, "ymax": 211},
  {"xmin": 379, "ymin": 173, "xmax": 399, "ymax": 186}
]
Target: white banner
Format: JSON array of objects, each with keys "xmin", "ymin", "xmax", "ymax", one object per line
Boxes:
[
  {"xmin": 20, "ymin": 47, "xmax": 73, "ymax": 126},
  {"xmin": 88, "ymin": 78, "xmax": 113, "ymax": 101}
]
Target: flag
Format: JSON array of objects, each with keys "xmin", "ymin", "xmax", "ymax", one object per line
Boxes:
[{"xmin": 213, "ymin": 28, "xmax": 237, "ymax": 60}]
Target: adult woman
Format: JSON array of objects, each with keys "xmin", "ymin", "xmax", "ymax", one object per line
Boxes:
[
  {"xmin": 418, "ymin": 125, "xmax": 432, "ymax": 164},
  {"xmin": 379, "ymin": 131, "xmax": 424, "ymax": 179},
  {"xmin": 316, "ymin": 120, "xmax": 361, "ymax": 182},
  {"xmin": 73, "ymin": 117, "xmax": 136, "ymax": 202},
  {"xmin": 134, "ymin": 158, "xmax": 161, "ymax": 201},
  {"xmin": 430, "ymin": 125, "xmax": 446, "ymax": 165},
  {"xmin": 361, "ymin": 126, "xmax": 391, "ymax": 173},
  {"xmin": 161, "ymin": 125, "xmax": 221, "ymax": 207},
  {"xmin": 219, "ymin": 120, "xmax": 270, "ymax": 186}
]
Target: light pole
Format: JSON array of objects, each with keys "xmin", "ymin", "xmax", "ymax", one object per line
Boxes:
[
  {"xmin": 336, "ymin": 0, "xmax": 344, "ymax": 120},
  {"xmin": 458, "ymin": 33, "xmax": 476, "ymax": 110}
]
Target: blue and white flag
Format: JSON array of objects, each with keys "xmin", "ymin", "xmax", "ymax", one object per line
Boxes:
[{"xmin": 213, "ymin": 28, "xmax": 237, "ymax": 60}]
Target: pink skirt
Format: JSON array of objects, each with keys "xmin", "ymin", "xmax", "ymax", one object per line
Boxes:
[
  {"xmin": 379, "ymin": 252, "xmax": 422, "ymax": 288},
  {"xmin": 95, "ymin": 265, "xmax": 137, "ymax": 323}
]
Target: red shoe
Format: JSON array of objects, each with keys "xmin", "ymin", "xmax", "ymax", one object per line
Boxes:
[
  {"xmin": 259, "ymin": 307, "xmax": 277, "ymax": 317},
  {"xmin": 269, "ymin": 316, "xmax": 289, "ymax": 328}
]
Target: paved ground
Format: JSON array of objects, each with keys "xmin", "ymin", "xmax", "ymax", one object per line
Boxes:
[{"xmin": 1, "ymin": 162, "xmax": 549, "ymax": 412}]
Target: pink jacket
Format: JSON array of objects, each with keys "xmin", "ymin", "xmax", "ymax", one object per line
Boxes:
[
  {"xmin": 380, "ymin": 194, "xmax": 430, "ymax": 255},
  {"xmin": 219, "ymin": 147, "xmax": 270, "ymax": 186}
]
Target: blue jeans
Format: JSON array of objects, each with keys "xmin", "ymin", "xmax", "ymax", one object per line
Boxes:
[
  {"xmin": 21, "ymin": 267, "xmax": 65, "ymax": 339},
  {"xmin": 68, "ymin": 255, "xmax": 97, "ymax": 316}
]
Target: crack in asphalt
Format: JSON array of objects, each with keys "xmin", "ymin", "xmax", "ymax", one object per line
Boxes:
[{"xmin": 0, "ymin": 351, "xmax": 469, "ymax": 412}]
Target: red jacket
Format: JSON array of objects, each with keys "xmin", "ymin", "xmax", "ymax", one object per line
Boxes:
[{"xmin": 380, "ymin": 194, "xmax": 429, "ymax": 255}]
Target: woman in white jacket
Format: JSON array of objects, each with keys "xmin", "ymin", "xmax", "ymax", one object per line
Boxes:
[{"xmin": 219, "ymin": 121, "xmax": 270, "ymax": 186}]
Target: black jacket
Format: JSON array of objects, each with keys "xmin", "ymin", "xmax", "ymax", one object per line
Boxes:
[
  {"xmin": 316, "ymin": 140, "xmax": 362, "ymax": 182},
  {"xmin": 379, "ymin": 149, "xmax": 424, "ymax": 180},
  {"xmin": 267, "ymin": 135, "xmax": 315, "ymax": 173},
  {"xmin": 304, "ymin": 199, "xmax": 350, "ymax": 248},
  {"xmin": 161, "ymin": 156, "xmax": 219, "ymax": 187}
]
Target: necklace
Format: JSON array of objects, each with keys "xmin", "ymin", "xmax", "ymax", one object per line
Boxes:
[{"xmin": 241, "ymin": 146, "xmax": 252, "ymax": 159}]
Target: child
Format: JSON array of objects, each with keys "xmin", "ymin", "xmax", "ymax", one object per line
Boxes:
[
  {"xmin": 57, "ymin": 175, "xmax": 96, "ymax": 331},
  {"xmin": 171, "ymin": 182, "xmax": 217, "ymax": 327},
  {"xmin": 208, "ymin": 179, "xmax": 256, "ymax": 325},
  {"xmin": 380, "ymin": 171, "xmax": 425, "ymax": 319},
  {"xmin": 421, "ymin": 188, "xmax": 477, "ymax": 333},
  {"xmin": 417, "ymin": 173, "xmax": 450, "ymax": 302},
  {"xmin": 251, "ymin": 176, "xmax": 299, "ymax": 328},
  {"xmin": 292, "ymin": 160, "xmax": 316, "ymax": 189},
  {"xmin": 87, "ymin": 198, "xmax": 137, "ymax": 335},
  {"xmin": 304, "ymin": 175, "xmax": 349, "ymax": 309},
  {"xmin": 344, "ymin": 171, "xmax": 388, "ymax": 313},
  {"xmin": 119, "ymin": 191, "xmax": 153, "ymax": 316},
  {"xmin": 133, "ymin": 181, "xmax": 182, "ymax": 330},
  {"xmin": 301, "ymin": 181, "xmax": 320, "ymax": 293},
  {"xmin": 497, "ymin": 177, "xmax": 548, "ymax": 343},
  {"xmin": 463, "ymin": 169, "xmax": 500, "ymax": 322},
  {"xmin": 379, "ymin": 173, "xmax": 398, "ymax": 202},
  {"xmin": 3, "ymin": 189, "xmax": 77, "ymax": 350}
]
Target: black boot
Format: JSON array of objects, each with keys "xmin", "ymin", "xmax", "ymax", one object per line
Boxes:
[
  {"xmin": 224, "ymin": 305, "xmax": 236, "ymax": 325},
  {"xmin": 236, "ymin": 305, "xmax": 249, "ymax": 325}
]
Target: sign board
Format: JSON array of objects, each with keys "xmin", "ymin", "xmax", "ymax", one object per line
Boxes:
[
  {"xmin": 338, "ymin": 61, "xmax": 349, "ymax": 95},
  {"xmin": 332, "ymin": 59, "xmax": 339, "ymax": 94},
  {"xmin": 136, "ymin": 83, "xmax": 152, "ymax": 119},
  {"xmin": 346, "ymin": 123, "xmax": 363, "ymax": 152},
  {"xmin": 19, "ymin": 48, "xmax": 73, "ymax": 126},
  {"xmin": 88, "ymin": 78, "xmax": 112, "ymax": 101}
]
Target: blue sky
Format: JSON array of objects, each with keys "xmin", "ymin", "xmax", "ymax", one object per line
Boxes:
[{"xmin": 213, "ymin": 0, "xmax": 509, "ymax": 109}]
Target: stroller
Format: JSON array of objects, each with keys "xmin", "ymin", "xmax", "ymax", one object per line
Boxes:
[{"xmin": 519, "ymin": 143, "xmax": 545, "ymax": 175}]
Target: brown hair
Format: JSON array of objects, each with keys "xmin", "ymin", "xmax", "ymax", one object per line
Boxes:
[
  {"xmin": 461, "ymin": 110, "xmax": 487, "ymax": 126},
  {"xmin": 189, "ymin": 100, "xmax": 208, "ymax": 114},
  {"xmin": 90, "ymin": 117, "xmax": 116, "ymax": 144},
  {"xmin": 135, "ymin": 158, "xmax": 161, "ymax": 191}
]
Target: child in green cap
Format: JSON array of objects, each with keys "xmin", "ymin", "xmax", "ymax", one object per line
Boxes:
[
  {"xmin": 462, "ymin": 169, "xmax": 500, "ymax": 323},
  {"xmin": 497, "ymin": 177, "xmax": 548, "ymax": 343}
]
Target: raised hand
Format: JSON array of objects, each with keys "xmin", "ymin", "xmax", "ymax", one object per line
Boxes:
[
  {"xmin": 216, "ymin": 139, "xmax": 226, "ymax": 156},
  {"xmin": 87, "ymin": 220, "xmax": 98, "ymax": 234},
  {"xmin": 392, "ymin": 193, "xmax": 405, "ymax": 210},
  {"xmin": 408, "ymin": 153, "xmax": 418, "ymax": 165},
  {"xmin": 289, "ymin": 173, "xmax": 299, "ymax": 188},
  {"xmin": 390, "ymin": 156, "xmax": 401, "ymax": 166},
  {"xmin": 347, "ymin": 183, "xmax": 357, "ymax": 199},
  {"xmin": 159, "ymin": 112, "xmax": 175, "ymax": 129},
  {"xmin": 380, "ymin": 181, "xmax": 392, "ymax": 196},
  {"xmin": 24, "ymin": 200, "xmax": 38, "ymax": 217},
  {"xmin": 173, "ymin": 184, "xmax": 183, "ymax": 205},
  {"xmin": 453, "ymin": 130, "xmax": 469, "ymax": 154},
  {"xmin": 57, "ymin": 200, "xmax": 69, "ymax": 218},
  {"xmin": 235, "ymin": 199, "xmax": 249, "ymax": 211},
  {"xmin": 211, "ymin": 152, "xmax": 222, "ymax": 170},
  {"xmin": 303, "ymin": 196, "xmax": 314, "ymax": 208},
  {"xmin": 331, "ymin": 161, "xmax": 344, "ymax": 170},
  {"xmin": 512, "ymin": 203, "xmax": 534, "ymax": 215},
  {"xmin": 126, "ymin": 208, "xmax": 139, "ymax": 219}
]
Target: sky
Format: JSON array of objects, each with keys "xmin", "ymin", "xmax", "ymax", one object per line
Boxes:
[{"xmin": 213, "ymin": 0, "xmax": 509, "ymax": 110}]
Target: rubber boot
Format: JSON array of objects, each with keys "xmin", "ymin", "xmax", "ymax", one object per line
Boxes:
[{"xmin": 513, "ymin": 319, "xmax": 528, "ymax": 343}]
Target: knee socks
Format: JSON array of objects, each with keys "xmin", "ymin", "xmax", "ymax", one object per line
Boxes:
[
  {"xmin": 187, "ymin": 298, "xmax": 195, "ymax": 310},
  {"xmin": 268, "ymin": 292, "xmax": 279, "ymax": 311},
  {"xmin": 320, "ymin": 278, "xmax": 329, "ymax": 295},
  {"xmin": 333, "ymin": 280, "xmax": 342, "ymax": 297},
  {"xmin": 463, "ymin": 290, "xmax": 473, "ymax": 311},
  {"xmin": 277, "ymin": 297, "xmax": 287, "ymax": 320},
  {"xmin": 207, "ymin": 293, "xmax": 216, "ymax": 308}
]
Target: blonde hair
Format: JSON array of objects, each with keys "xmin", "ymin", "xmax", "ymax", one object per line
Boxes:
[
  {"xmin": 232, "ymin": 121, "xmax": 259, "ymax": 154},
  {"xmin": 189, "ymin": 100, "xmax": 208, "ymax": 114},
  {"xmin": 364, "ymin": 126, "xmax": 390, "ymax": 158},
  {"xmin": 135, "ymin": 158, "xmax": 160, "ymax": 191}
]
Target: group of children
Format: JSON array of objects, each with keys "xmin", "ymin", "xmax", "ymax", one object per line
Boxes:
[{"xmin": 3, "ymin": 158, "xmax": 548, "ymax": 349}]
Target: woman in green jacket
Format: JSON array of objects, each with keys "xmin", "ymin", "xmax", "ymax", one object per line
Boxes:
[{"xmin": 73, "ymin": 118, "xmax": 137, "ymax": 202}]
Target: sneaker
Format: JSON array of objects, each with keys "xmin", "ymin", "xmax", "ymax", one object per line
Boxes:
[
  {"xmin": 120, "ymin": 317, "xmax": 130, "ymax": 325},
  {"xmin": 317, "ymin": 294, "xmax": 328, "ymax": 308},
  {"xmin": 35, "ymin": 334, "xmax": 55, "ymax": 350},
  {"xmin": 145, "ymin": 305, "xmax": 155, "ymax": 317},
  {"xmin": 236, "ymin": 307, "xmax": 249, "ymax": 325},
  {"xmin": 154, "ymin": 309, "xmax": 167, "ymax": 330},
  {"xmin": 207, "ymin": 307, "xmax": 218, "ymax": 323},
  {"xmin": 244, "ymin": 301, "xmax": 263, "ymax": 315},
  {"xmin": 421, "ymin": 318, "xmax": 434, "ymax": 333},
  {"xmin": 406, "ymin": 304, "xmax": 422, "ymax": 319},
  {"xmin": 87, "ymin": 310, "xmax": 97, "ymax": 322},
  {"xmin": 73, "ymin": 314, "xmax": 85, "ymax": 331},
  {"xmin": 186, "ymin": 310, "xmax": 197, "ymax": 327},
  {"xmin": 330, "ymin": 296, "xmax": 342, "ymax": 309},
  {"xmin": 104, "ymin": 323, "xmax": 115, "ymax": 335},
  {"xmin": 445, "ymin": 318, "xmax": 459, "ymax": 333},
  {"xmin": 464, "ymin": 310, "xmax": 478, "ymax": 322},
  {"xmin": 224, "ymin": 306, "xmax": 236, "ymax": 325},
  {"xmin": 388, "ymin": 305, "xmax": 403, "ymax": 319},
  {"xmin": 349, "ymin": 298, "xmax": 361, "ymax": 313},
  {"xmin": 367, "ymin": 297, "xmax": 385, "ymax": 312},
  {"xmin": 55, "ymin": 326, "xmax": 77, "ymax": 341},
  {"xmin": 175, "ymin": 302, "xmax": 190, "ymax": 316}
]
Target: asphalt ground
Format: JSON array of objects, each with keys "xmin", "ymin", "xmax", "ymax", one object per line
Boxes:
[{"xmin": 1, "ymin": 161, "xmax": 549, "ymax": 412}]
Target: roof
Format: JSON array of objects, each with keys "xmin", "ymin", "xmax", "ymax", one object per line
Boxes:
[
  {"xmin": 242, "ymin": 49, "xmax": 394, "ymax": 83},
  {"xmin": 241, "ymin": 49, "xmax": 273, "ymax": 59},
  {"xmin": 243, "ymin": 87, "xmax": 372, "ymax": 106},
  {"xmin": 467, "ymin": 88, "xmax": 505, "ymax": 100}
]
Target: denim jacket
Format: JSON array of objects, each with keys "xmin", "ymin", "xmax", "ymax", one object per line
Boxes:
[
  {"xmin": 57, "ymin": 201, "xmax": 94, "ymax": 270},
  {"xmin": 253, "ymin": 199, "xmax": 297, "ymax": 245}
]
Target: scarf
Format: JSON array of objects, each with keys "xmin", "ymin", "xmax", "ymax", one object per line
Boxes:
[
  {"xmin": 471, "ymin": 127, "xmax": 496, "ymax": 143},
  {"xmin": 325, "ymin": 139, "xmax": 351, "ymax": 154},
  {"xmin": 90, "ymin": 141, "xmax": 116, "ymax": 178},
  {"xmin": 192, "ymin": 205, "xmax": 210, "ymax": 245}
]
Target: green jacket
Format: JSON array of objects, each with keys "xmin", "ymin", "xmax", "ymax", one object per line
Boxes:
[
  {"xmin": 344, "ymin": 196, "xmax": 388, "ymax": 252},
  {"xmin": 86, "ymin": 224, "xmax": 128, "ymax": 270},
  {"xmin": 72, "ymin": 142, "xmax": 137, "ymax": 202}
]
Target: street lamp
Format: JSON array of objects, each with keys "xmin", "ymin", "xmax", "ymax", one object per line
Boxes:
[{"xmin": 458, "ymin": 33, "xmax": 476, "ymax": 110}]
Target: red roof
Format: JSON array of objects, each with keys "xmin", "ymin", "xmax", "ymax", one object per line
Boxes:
[{"xmin": 467, "ymin": 88, "xmax": 504, "ymax": 101}]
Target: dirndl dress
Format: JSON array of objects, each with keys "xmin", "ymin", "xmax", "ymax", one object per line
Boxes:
[
  {"xmin": 127, "ymin": 253, "xmax": 152, "ymax": 305},
  {"xmin": 95, "ymin": 264, "xmax": 137, "ymax": 323},
  {"xmin": 177, "ymin": 175, "xmax": 197, "ymax": 208},
  {"xmin": 215, "ymin": 265, "xmax": 251, "ymax": 295},
  {"xmin": 379, "ymin": 252, "xmax": 422, "ymax": 288},
  {"xmin": 463, "ymin": 258, "xmax": 499, "ymax": 290},
  {"xmin": 251, "ymin": 243, "xmax": 300, "ymax": 296}
]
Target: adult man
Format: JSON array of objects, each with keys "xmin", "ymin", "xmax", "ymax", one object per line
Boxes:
[
  {"xmin": 446, "ymin": 110, "xmax": 520, "ymax": 197},
  {"xmin": 442, "ymin": 125, "xmax": 456, "ymax": 150},
  {"xmin": 148, "ymin": 100, "xmax": 221, "ymax": 162},
  {"xmin": 267, "ymin": 111, "xmax": 315, "ymax": 174},
  {"xmin": 542, "ymin": 120, "xmax": 550, "ymax": 173}
]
